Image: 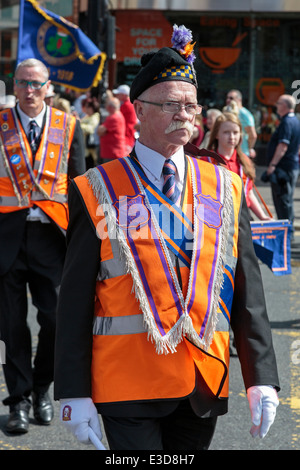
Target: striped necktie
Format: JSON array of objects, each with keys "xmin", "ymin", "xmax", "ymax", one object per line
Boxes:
[
  {"xmin": 162, "ymin": 159, "xmax": 181, "ymax": 205},
  {"xmin": 28, "ymin": 120, "xmax": 38, "ymax": 154}
]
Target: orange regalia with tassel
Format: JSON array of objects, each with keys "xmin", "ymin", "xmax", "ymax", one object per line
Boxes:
[
  {"xmin": 0, "ymin": 106, "xmax": 77, "ymax": 230},
  {"xmin": 73, "ymin": 154, "xmax": 243, "ymax": 405}
]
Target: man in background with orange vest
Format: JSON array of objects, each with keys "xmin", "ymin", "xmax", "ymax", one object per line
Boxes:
[
  {"xmin": 54, "ymin": 26, "xmax": 279, "ymax": 450},
  {"xmin": 0, "ymin": 58, "xmax": 85, "ymax": 434}
]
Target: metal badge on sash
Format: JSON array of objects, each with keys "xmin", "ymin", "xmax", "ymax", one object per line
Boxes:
[
  {"xmin": 196, "ymin": 193, "xmax": 223, "ymax": 229},
  {"xmin": 2, "ymin": 129, "xmax": 20, "ymax": 146},
  {"xmin": 47, "ymin": 128, "xmax": 64, "ymax": 144},
  {"xmin": 113, "ymin": 194, "xmax": 150, "ymax": 233}
]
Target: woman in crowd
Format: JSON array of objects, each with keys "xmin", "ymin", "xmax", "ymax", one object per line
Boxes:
[
  {"xmin": 208, "ymin": 112, "xmax": 271, "ymax": 220},
  {"xmin": 189, "ymin": 114, "xmax": 204, "ymax": 147}
]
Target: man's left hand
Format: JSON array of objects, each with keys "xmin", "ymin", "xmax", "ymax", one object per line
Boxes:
[
  {"xmin": 266, "ymin": 164, "xmax": 276, "ymax": 176},
  {"xmin": 247, "ymin": 385, "xmax": 279, "ymax": 438}
]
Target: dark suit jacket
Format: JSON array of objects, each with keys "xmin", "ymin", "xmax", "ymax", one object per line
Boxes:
[
  {"xmin": 0, "ymin": 116, "xmax": 85, "ymax": 276},
  {"xmin": 54, "ymin": 167, "xmax": 280, "ymax": 418}
]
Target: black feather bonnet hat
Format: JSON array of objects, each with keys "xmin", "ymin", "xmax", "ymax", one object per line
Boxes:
[{"xmin": 130, "ymin": 24, "xmax": 197, "ymax": 103}]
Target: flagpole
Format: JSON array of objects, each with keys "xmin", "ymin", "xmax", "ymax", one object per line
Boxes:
[
  {"xmin": 253, "ymin": 183, "xmax": 273, "ymax": 218},
  {"xmin": 17, "ymin": 0, "xmax": 25, "ymax": 65}
]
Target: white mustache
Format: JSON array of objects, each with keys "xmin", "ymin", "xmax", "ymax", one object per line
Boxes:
[{"xmin": 165, "ymin": 120, "xmax": 194, "ymax": 135}]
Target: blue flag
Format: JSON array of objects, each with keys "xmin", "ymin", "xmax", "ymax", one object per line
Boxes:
[
  {"xmin": 17, "ymin": 0, "xmax": 106, "ymax": 91},
  {"xmin": 251, "ymin": 220, "xmax": 292, "ymax": 276}
]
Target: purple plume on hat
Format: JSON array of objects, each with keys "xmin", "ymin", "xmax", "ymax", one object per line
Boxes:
[
  {"xmin": 171, "ymin": 24, "xmax": 196, "ymax": 64},
  {"xmin": 129, "ymin": 24, "xmax": 197, "ymax": 103}
]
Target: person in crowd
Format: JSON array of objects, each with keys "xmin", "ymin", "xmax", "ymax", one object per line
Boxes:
[
  {"xmin": 265, "ymin": 94, "xmax": 300, "ymax": 239},
  {"xmin": 54, "ymin": 25, "xmax": 279, "ymax": 451},
  {"xmin": 223, "ymin": 98, "xmax": 239, "ymax": 116},
  {"xmin": 0, "ymin": 58, "xmax": 86, "ymax": 434},
  {"xmin": 200, "ymin": 108, "xmax": 222, "ymax": 149},
  {"xmin": 97, "ymin": 97, "xmax": 126, "ymax": 162},
  {"xmin": 208, "ymin": 112, "xmax": 272, "ymax": 220},
  {"xmin": 53, "ymin": 97, "xmax": 72, "ymax": 114},
  {"xmin": 98, "ymin": 89, "xmax": 113, "ymax": 124},
  {"xmin": 71, "ymin": 91, "xmax": 87, "ymax": 118},
  {"xmin": 189, "ymin": 113, "xmax": 204, "ymax": 147},
  {"xmin": 80, "ymin": 98, "xmax": 100, "ymax": 169},
  {"xmin": 226, "ymin": 89, "xmax": 257, "ymax": 158},
  {"xmin": 113, "ymin": 84, "xmax": 138, "ymax": 153},
  {"xmin": 0, "ymin": 95, "xmax": 16, "ymax": 110},
  {"xmin": 44, "ymin": 84, "xmax": 55, "ymax": 106}
]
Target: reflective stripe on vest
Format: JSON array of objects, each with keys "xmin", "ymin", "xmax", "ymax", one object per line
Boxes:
[{"xmin": 93, "ymin": 310, "xmax": 230, "ymax": 336}]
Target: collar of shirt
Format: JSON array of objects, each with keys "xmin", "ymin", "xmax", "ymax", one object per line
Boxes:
[
  {"xmin": 17, "ymin": 102, "xmax": 46, "ymax": 138},
  {"xmin": 218, "ymin": 148, "xmax": 240, "ymax": 174},
  {"xmin": 134, "ymin": 139, "xmax": 185, "ymax": 193},
  {"xmin": 280, "ymin": 112, "xmax": 295, "ymax": 121}
]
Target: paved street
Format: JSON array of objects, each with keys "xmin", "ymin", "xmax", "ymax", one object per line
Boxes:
[
  {"xmin": 210, "ymin": 260, "xmax": 300, "ymax": 450},
  {"xmin": 0, "ymin": 166, "xmax": 300, "ymax": 451}
]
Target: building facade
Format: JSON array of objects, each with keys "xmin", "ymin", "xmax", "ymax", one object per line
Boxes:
[{"xmin": 109, "ymin": 1, "xmax": 300, "ymax": 154}]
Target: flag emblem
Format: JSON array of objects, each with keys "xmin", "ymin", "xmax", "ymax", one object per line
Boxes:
[
  {"xmin": 37, "ymin": 22, "xmax": 78, "ymax": 66},
  {"xmin": 18, "ymin": 0, "xmax": 107, "ymax": 91}
]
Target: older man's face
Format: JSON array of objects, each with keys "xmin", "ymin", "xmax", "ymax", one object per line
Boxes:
[
  {"xmin": 14, "ymin": 65, "xmax": 50, "ymax": 117},
  {"xmin": 135, "ymin": 80, "xmax": 198, "ymax": 158}
]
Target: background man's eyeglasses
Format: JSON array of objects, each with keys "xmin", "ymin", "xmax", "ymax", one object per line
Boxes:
[
  {"xmin": 15, "ymin": 79, "xmax": 48, "ymax": 90},
  {"xmin": 138, "ymin": 100, "xmax": 202, "ymax": 115}
]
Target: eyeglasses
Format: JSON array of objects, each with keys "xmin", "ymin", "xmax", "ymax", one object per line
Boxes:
[
  {"xmin": 138, "ymin": 100, "xmax": 202, "ymax": 115},
  {"xmin": 227, "ymin": 96, "xmax": 236, "ymax": 100},
  {"xmin": 15, "ymin": 79, "xmax": 48, "ymax": 90}
]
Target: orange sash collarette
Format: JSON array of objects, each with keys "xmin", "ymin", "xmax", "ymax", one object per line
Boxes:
[
  {"xmin": 86, "ymin": 155, "xmax": 241, "ymax": 355},
  {"xmin": 0, "ymin": 107, "xmax": 73, "ymax": 209}
]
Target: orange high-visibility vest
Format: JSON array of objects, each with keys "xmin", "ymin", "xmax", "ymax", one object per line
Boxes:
[
  {"xmin": 75, "ymin": 155, "xmax": 243, "ymax": 404},
  {"xmin": 0, "ymin": 107, "xmax": 77, "ymax": 229}
]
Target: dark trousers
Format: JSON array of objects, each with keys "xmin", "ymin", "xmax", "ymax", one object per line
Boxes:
[
  {"xmin": 102, "ymin": 399, "xmax": 218, "ymax": 450},
  {"xmin": 0, "ymin": 221, "xmax": 65, "ymax": 409},
  {"xmin": 271, "ymin": 168, "xmax": 299, "ymax": 234}
]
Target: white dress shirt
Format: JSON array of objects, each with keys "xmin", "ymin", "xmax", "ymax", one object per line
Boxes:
[
  {"xmin": 134, "ymin": 139, "xmax": 185, "ymax": 195},
  {"xmin": 17, "ymin": 101, "xmax": 46, "ymax": 140},
  {"xmin": 17, "ymin": 103, "xmax": 50, "ymax": 223}
]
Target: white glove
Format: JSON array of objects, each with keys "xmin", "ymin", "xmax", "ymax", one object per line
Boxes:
[
  {"xmin": 60, "ymin": 397, "xmax": 103, "ymax": 447},
  {"xmin": 247, "ymin": 385, "xmax": 279, "ymax": 438}
]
